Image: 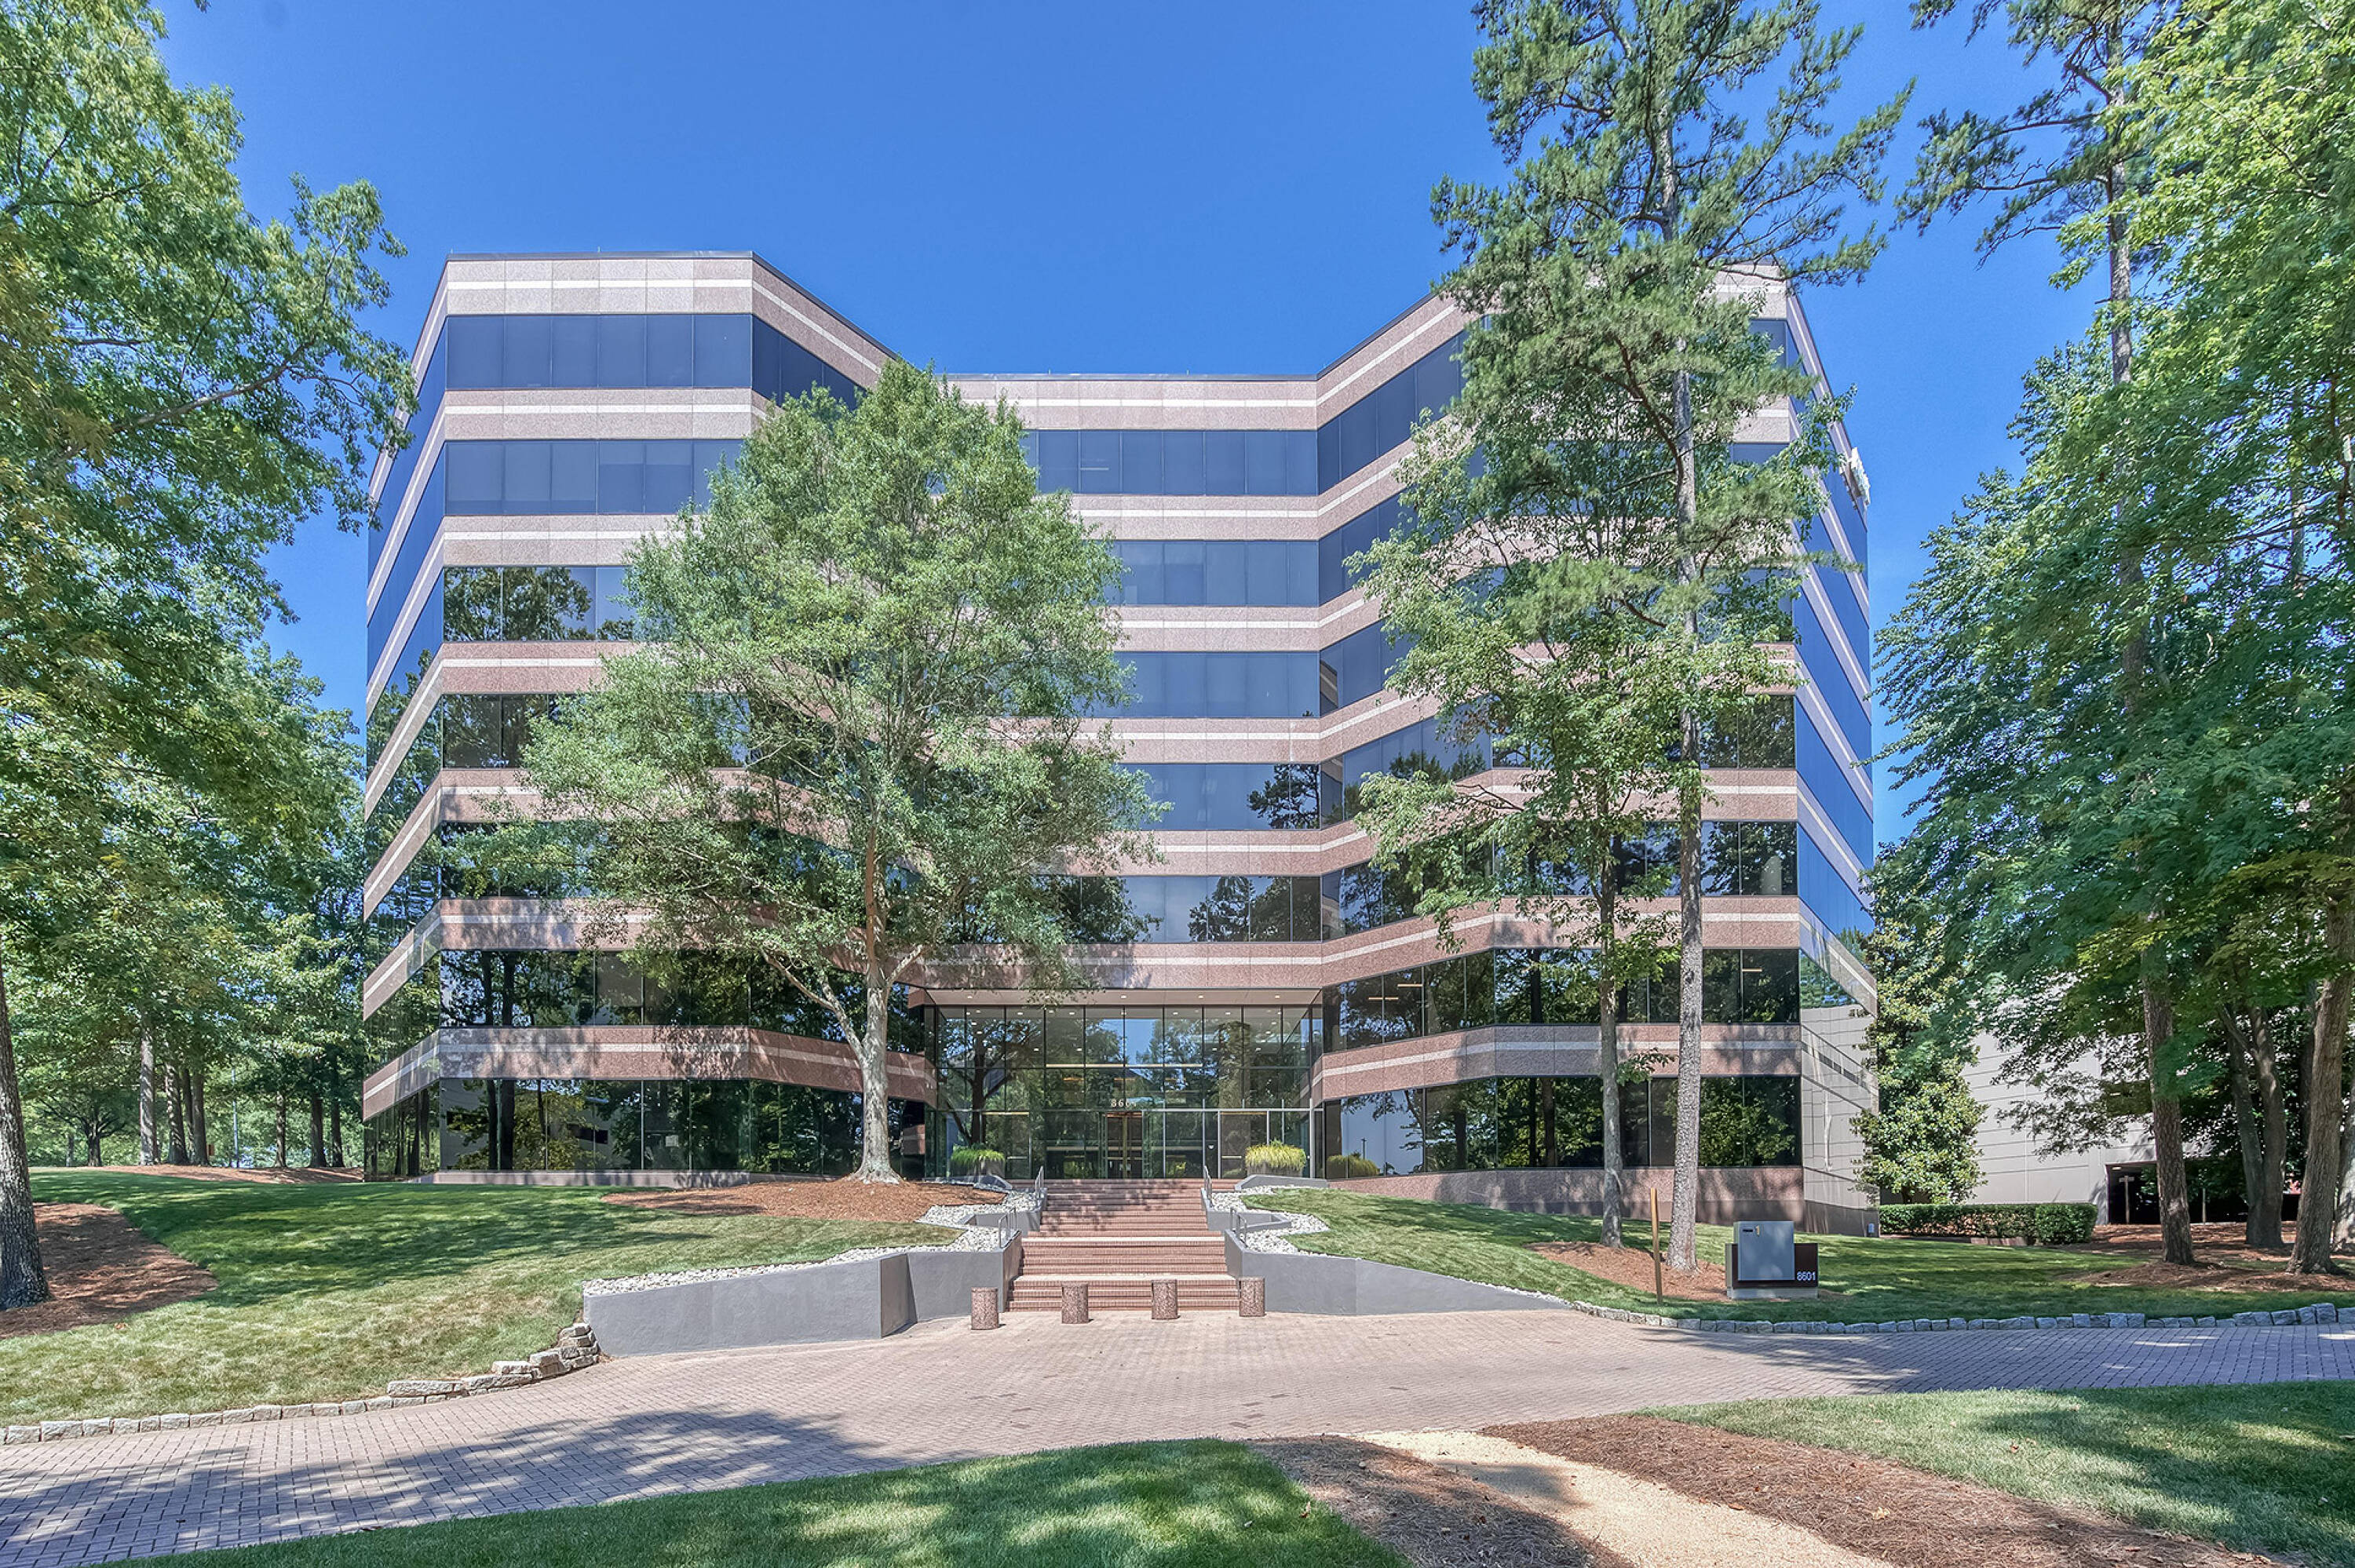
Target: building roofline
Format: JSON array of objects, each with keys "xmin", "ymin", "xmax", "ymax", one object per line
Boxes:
[{"xmin": 425, "ymin": 249, "xmax": 1454, "ymax": 385}]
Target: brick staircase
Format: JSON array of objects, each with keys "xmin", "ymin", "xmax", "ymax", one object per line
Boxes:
[{"xmin": 1007, "ymin": 1180, "xmax": 1241, "ymax": 1313}]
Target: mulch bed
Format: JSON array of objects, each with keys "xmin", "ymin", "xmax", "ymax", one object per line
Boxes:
[
  {"xmin": 605, "ymin": 1177, "xmax": 985, "ymax": 1224},
  {"xmin": 1488, "ymin": 1415, "xmax": 2268, "ymax": 1568},
  {"xmin": 0, "ymin": 1203, "xmax": 216, "ymax": 1340},
  {"xmin": 1259, "ymin": 1436, "xmax": 1627, "ymax": 1568},
  {"xmin": 2054, "ymin": 1221, "xmax": 2340, "ymax": 1293},
  {"xmin": 1530, "ymin": 1238, "xmax": 1727, "ymax": 1300}
]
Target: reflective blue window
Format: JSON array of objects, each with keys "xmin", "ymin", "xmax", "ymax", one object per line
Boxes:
[
  {"xmin": 370, "ymin": 335, "xmax": 447, "ymax": 573},
  {"xmin": 1315, "ymin": 335, "xmax": 1464, "ymax": 490},
  {"xmin": 1791, "ymin": 593, "xmax": 1871, "ymax": 763},
  {"xmin": 1798, "ymin": 826, "xmax": 1873, "ymax": 947},
  {"xmin": 367, "ymin": 439, "xmax": 739, "ymax": 702},
  {"xmin": 1100, "ymin": 653, "xmax": 1322, "ymax": 718},
  {"xmin": 1024, "ymin": 429, "xmax": 1318, "ymax": 496},
  {"xmin": 1112, "ymin": 540, "xmax": 1316, "ymax": 606},
  {"xmin": 1320, "ymin": 621, "xmax": 1405, "ymax": 710},
  {"xmin": 1127, "ymin": 762, "xmax": 1338, "ymax": 830},
  {"xmin": 1318, "ymin": 495, "xmax": 1406, "ymax": 602},
  {"xmin": 1795, "ymin": 709, "xmax": 1873, "ymax": 866}
]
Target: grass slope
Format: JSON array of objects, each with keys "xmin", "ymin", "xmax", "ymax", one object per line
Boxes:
[
  {"xmin": 1655, "ymin": 1381, "xmax": 2355, "ymax": 1567},
  {"xmin": 1245, "ymin": 1187, "xmax": 2355, "ymax": 1322},
  {"xmin": 177, "ymin": 1440, "xmax": 1401, "ymax": 1568},
  {"xmin": 4, "ymin": 1172, "xmax": 941, "ymax": 1422}
]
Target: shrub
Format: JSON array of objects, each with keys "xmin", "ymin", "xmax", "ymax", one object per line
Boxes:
[
  {"xmin": 1324, "ymin": 1153, "xmax": 1379, "ymax": 1180},
  {"xmin": 1243, "ymin": 1143, "xmax": 1306, "ymax": 1176},
  {"xmin": 2032, "ymin": 1202, "xmax": 2097, "ymax": 1245},
  {"xmin": 1879, "ymin": 1201, "xmax": 2098, "ymax": 1244},
  {"xmin": 947, "ymin": 1146, "xmax": 1005, "ymax": 1177}
]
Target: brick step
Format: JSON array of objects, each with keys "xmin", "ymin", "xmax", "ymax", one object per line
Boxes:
[
  {"xmin": 1007, "ymin": 1275, "xmax": 1242, "ymax": 1312},
  {"xmin": 1035, "ymin": 1223, "xmax": 1214, "ymax": 1235},
  {"xmin": 1022, "ymin": 1250, "xmax": 1227, "ymax": 1271}
]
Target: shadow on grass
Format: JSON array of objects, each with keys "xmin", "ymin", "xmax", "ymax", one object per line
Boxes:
[
  {"xmin": 1659, "ymin": 1381, "xmax": 2355, "ymax": 1567},
  {"xmin": 0, "ymin": 1408, "xmax": 1391, "ymax": 1568}
]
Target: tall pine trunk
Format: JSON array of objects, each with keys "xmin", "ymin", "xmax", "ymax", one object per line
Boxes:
[
  {"xmin": 330, "ymin": 1093, "xmax": 343, "ymax": 1169},
  {"xmin": 308, "ymin": 1089, "xmax": 327, "ymax": 1169},
  {"xmin": 276, "ymin": 1091, "xmax": 289, "ymax": 1169},
  {"xmin": 1597, "ymin": 837, "xmax": 1625, "ymax": 1247},
  {"xmin": 0, "ymin": 939, "xmax": 51, "ymax": 1309}
]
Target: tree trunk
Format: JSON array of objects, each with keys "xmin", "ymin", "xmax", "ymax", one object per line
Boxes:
[
  {"xmin": 137, "ymin": 1020, "xmax": 156, "ymax": 1165},
  {"xmin": 308, "ymin": 1088, "xmax": 327, "ymax": 1169},
  {"xmin": 856, "ymin": 952, "xmax": 900, "ymax": 1183},
  {"xmin": 1669, "ymin": 771, "xmax": 1705, "ymax": 1272},
  {"xmin": 330, "ymin": 1092, "xmax": 343, "ymax": 1170},
  {"xmin": 276, "ymin": 1091, "xmax": 289, "ymax": 1169},
  {"xmin": 2291, "ymin": 890, "xmax": 2351, "ymax": 1274},
  {"xmin": 165, "ymin": 1060, "xmax": 188, "ymax": 1166},
  {"xmin": 0, "ymin": 937, "xmax": 52, "ymax": 1309},
  {"xmin": 2144, "ymin": 972, "xmax": 2196, "ymax": 1264},
  {"xmin": 192, "ymin": 1072, "xmax": 208, "ymax": 1167},
  {"xmin": 494, "ymin": 1080, "xmax": 516, "ymax": 1171},
  {"xmin": 1597, "ymin": 852, "xmax": 1625, "ymax": 1248},
  {"xmin": 2223, "ymin": 1014, "xmax": 2265, "ymax": 1242}
]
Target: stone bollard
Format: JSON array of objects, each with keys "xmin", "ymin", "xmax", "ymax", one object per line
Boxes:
[
  {"xmin": 1237, "ymin": 1276, "xmax": 1265, "ymax": 1318},
  {"xmin": 1152, "ymin": 1279, "xmax": 1179, "ymax": 1320},
  {"xmin": 969, "ymin": 1286, "xmax": 1000, "ymax": 1331},
  {"xmin": 1060, "ymin": 1282, "xmax": 1090, "ymax": 1324}
]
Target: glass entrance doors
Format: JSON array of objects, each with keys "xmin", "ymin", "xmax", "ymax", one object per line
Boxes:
[{"xmin": 1105, "ymin": 1112, "xmax": 1145, "ymax": 1179}]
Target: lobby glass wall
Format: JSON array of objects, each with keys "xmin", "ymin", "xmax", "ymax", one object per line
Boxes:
[
  {"xmin": 931, "ymin": 1004, "xmax": 1318, "ymax": 1179},
  {"xmin": 1316, "ymin": 1075, "xmax": 1802, "ymax": 1180},
  {"xmin": 361, "ymin": 1078, "xmax": 922, "ymax": 1180}
]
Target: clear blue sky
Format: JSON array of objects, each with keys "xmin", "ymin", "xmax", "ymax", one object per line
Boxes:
[{"xmin": 159, "ymin": 1, "xmax": 2090, "ymax": 844}]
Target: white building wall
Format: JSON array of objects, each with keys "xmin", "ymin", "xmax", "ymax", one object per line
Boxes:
[{"xmin": 1964, "ymin": 1037, "xmax": 2150, "ymax": 1220}]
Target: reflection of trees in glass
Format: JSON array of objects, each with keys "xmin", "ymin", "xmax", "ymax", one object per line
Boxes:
[
  {"xmin": 1697, "ymin": 696, "xmax": 1796, "ymax": 768},
  {"xmin": 1247, "ymin": 763, "xmax": 1331, "ymax": 829},
  {"xmin": 1700, "ymin": 820, "xmax": 1795, "ymax": 896}
]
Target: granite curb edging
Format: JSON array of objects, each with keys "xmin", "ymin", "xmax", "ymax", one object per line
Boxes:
[
  {"xmin": 1571, "ymin": 1298, "xmax": 2346, "ymax": 1334},
  {"xmin": 2, "ymin": 1323, "xmax": 604, "ymax": 1446}
]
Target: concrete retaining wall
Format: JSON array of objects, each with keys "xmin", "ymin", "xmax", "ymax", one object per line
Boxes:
[
  {"xmin": 586, "ymin": 1235, "xmax": 1020, "ymax": 1356},
  {"xmin": 1223, "ymin": 1233, "xmax": 1571, "ymax": 1316}
]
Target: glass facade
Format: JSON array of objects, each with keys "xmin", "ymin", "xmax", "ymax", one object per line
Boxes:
[
  {"xmin": 1316, "ymin": 1074, "xmax": 1802, "ymax": 1178},
  {"xmin": 1327, "ymin": 947, "xmax": 1802, "ymax": 1052},
  {"xmin": 930, "ymin": 1003, "xmax": 1318, "ymax": 1179},
  {"xmin": 363, "ymin": 1078, "xmax": 919, "ymax": 1180},
  {"xmin": 1111, "ymin": 539, "xmax": 1320, "ymax": 607}
]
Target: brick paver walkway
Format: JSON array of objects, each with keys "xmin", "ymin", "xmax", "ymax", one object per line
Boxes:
[{"xmin": 3, "ymin": 1312, "xmax": 2350, "ymax": 1566}]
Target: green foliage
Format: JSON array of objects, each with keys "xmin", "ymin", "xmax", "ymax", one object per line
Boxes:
[
  {"xmin": 1243, "ymin": 1143, "xmax": 1305, "ymax": 1176},
  {"xmin": 5, "ymin": 1172, "xmax": 939, "ymax": 1422},
  {"xmin": 2032, "ymin": 1202, "xmax": 2096, "ymax": 1245},
  {"xmin": 1876, "ymin": 1202, "xmax": 2094, "ymax": 1245},
  {"xmin": 947, "ymin": 1146, "xmax": 1004, "ymax": 1176},
  {"xmin": 524, "ymin": 361, "xmax": 1150, "ymax": 1178},
  {"xmin": 1371, "ymin": 0, "xmax": 1903, "ymax": 1256},
  {"xmin": 1325, "ymin": 1153, "xmax": 1381, "ymax": 1180},
  {"xmin": 0, "ymin": 0, "xmax": 407, "ymax": 1303},
  {"xmin": 178, "ymin": 1440, "xmax": 1404, "ymax": 1568},
  {"xmin": 1660, "ymin": 1384, "xmax": 2355, "ymax": 1566}
]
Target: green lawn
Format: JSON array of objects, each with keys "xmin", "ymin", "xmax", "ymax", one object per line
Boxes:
[
  {"xmin": 1653, "ymin": 1381, "xmax": 2355, "ymax": 1566},
  {"xmin": 5, "ymin": 1172, "xmax": 942, "ymax": 1423},
  {"xmin": 176, "ymin": 1440, "xmax": 1399, "ymax": 1568},
  {"xmin": 1244, "ymin": 1187, "xmax": 2355, "ymax": 1322}
]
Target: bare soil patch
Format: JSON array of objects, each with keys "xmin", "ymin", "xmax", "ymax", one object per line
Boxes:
[
  {"xmin": 1259, "ymin": 1435, "xmax": 1627, "ymax": 1568},
  {"xmin": 0, "ymin": 1203, "xmax": 215, "ymax": 1340},
  {"xmin": 1488, "ymin": 1414, "xmax": 2264, "ymax": 1568},
  {"xmin": 2061, "ymin": 1221, "xmax": 2340, "ymax": 1291},
  {"xmin": 62, "ymin": 1164, "xmax": 362, "ymax": 1184},
  {"xmin": 606, "ymin": 1177, "xmax": 984, "ymax": 1224}
]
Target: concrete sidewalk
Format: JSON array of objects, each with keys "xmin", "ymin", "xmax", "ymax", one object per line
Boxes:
[{"xmin": 2, "ymin": 1310, "xmax": 2349, "ymax": 1566}]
